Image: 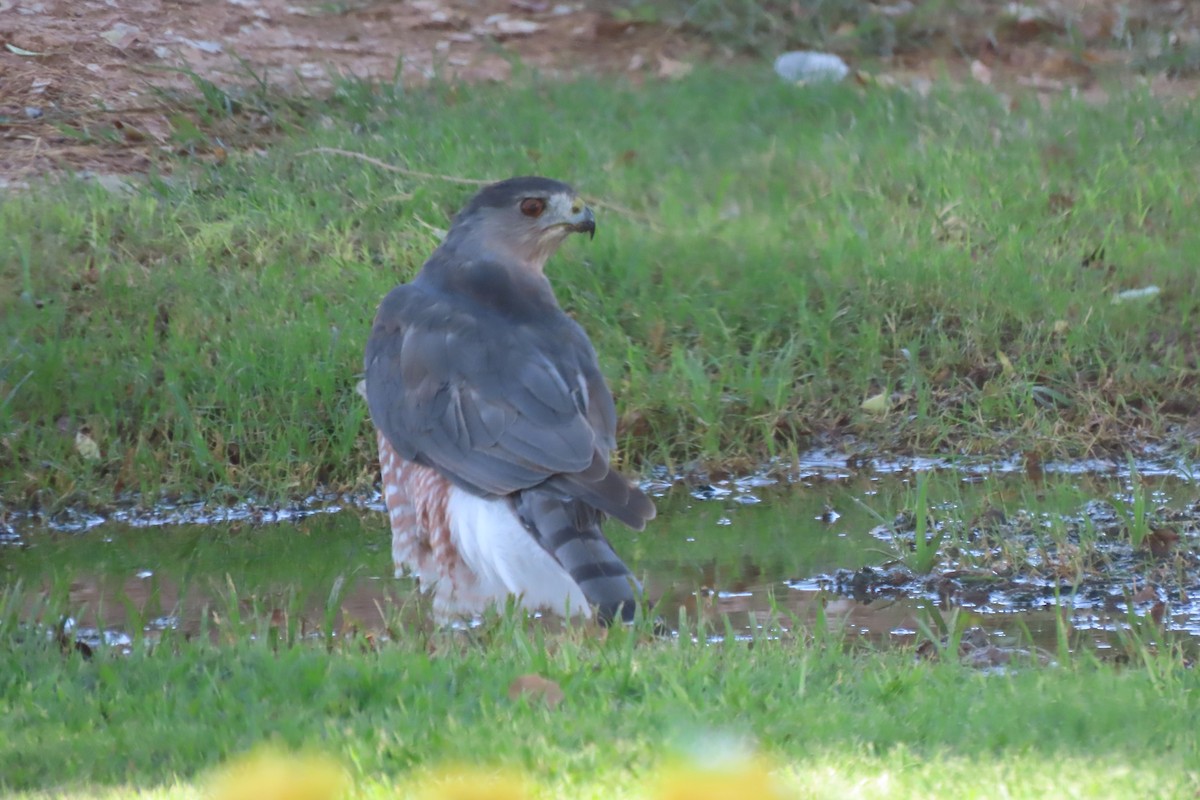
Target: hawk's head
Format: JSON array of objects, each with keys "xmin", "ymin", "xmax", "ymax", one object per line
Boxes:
[{"xmin": 447, "ymin": 176, "xmax": 595, "ymax": 273}]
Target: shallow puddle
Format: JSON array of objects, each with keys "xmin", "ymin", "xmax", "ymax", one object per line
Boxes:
[{"xmin": 4, "ymin": 452, "xmax": 1200, "ymax": 656}]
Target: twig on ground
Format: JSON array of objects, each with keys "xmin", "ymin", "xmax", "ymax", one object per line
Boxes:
[{"xmin": 299, "ymin": 147, "xmax": 491, "ymax": 185}]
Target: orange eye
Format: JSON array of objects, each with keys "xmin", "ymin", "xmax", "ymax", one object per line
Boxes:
[{"xmin": 519, "ymin": 197, "xmax": 546, "ymax": 217}]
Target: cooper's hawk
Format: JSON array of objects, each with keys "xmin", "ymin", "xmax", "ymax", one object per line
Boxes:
[{"xmin": 363, "ymin": 177, "xmax": 656, "ymax": 624}]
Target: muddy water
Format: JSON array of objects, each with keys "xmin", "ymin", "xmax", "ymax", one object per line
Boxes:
[{"xmin": 4, "ymin": 453, "xmax": 1200, "ymax": 655}]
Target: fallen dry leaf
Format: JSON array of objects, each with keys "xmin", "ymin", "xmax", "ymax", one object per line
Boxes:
[
  {"xmin": 970, "ymin": 59, "xmax": 992, "ymax": 85},
  {"xmin": 656, "ymin": 55, "xmax": 693, "ymax": 81},
  {"xmin": 100, "ymin": 22, "xmax": 142, "ymax": 50},
  {"xmin": 860, "ymin": 392, "xmax": 889, "ymax": 415},
  {"xmin": 508, "ymin": 674, "xmax": 564, "ymax": 709},
  {"xmin": 1145, "ymin": 527, "xmax": 1179, "ymax": 559},
  {"xmin": 916, "ymin": 637, "xmax": 939, "ymax": 660},
  {"xmin": 1079, "ymin": 9, "xmax": 1118, "ymax": 42},
  {"xmin": 593, "ymin": 18, "xmax": 640, "ymax": 39},
  {"xmin": 1047, "ymin": 192, "xmax": 1074, "ymax": 213},
  {"xmin": 74, "ymin": 430, "xmax": 101, "ymax": 461},
  {"xmin": 852, "ymin": 69, "xmax": 875, "ymax": 88},
  {"xmin": 998, "ymin": 4, "xmax": 1064, "ymax": 43},
  {"xmin": 1037, "ymin": 52, "xmax": 1092, "ymax": 81},
  {"xmin": 1130, "ymin": 583, "xmax": 1158, "ymax": 604},
  {"xmin": 996, "ymin": 350, "xmax": 1015, "ymax": 376},
  {"xmin": 1022, "ymin": 450, "xmax": 1044, "ymax": 483}
]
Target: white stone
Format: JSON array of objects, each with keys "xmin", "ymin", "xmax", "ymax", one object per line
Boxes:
[{"xmin": 773, "ymin": 50, "xmax": 849, "ymax": 83}]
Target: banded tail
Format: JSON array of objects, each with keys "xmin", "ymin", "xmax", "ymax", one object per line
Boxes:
[{"xmin": 514, "ymin": 490, "xmax": 640, "ymax": 624}]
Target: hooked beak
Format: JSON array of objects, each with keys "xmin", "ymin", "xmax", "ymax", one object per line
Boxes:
[{"xmin": 568, "ymin": 204, "xmax": 596, "ymax": 240}]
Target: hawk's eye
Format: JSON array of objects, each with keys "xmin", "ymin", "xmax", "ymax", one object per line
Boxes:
[{"xmin": 519, "ymin": 197, "xmax": 546, "ymax": 218}]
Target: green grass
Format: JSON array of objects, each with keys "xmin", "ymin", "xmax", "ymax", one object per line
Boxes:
[
  {"xmin": 4, "ymin": 70, "xmax": 1200, "ymax": 509},
  {"xmin": 2, "ymin": 586, "xmax": 1199, "ymax": 799}
]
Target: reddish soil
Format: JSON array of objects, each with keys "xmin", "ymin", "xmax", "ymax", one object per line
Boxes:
[
  {"xmin": 0, "ymin": 0, "xmax": 698, "ymax": 180},
  {"xmin": 1, "ymin": 0, "xmax": 1197, "ymax": 182}
]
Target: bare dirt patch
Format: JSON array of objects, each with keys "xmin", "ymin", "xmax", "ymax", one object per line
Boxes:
[
  {"xmin": 0, "ymin": 0, "xmax": 700, "ymax": 180},
  {"xmin": 2, "ymin": 0, "xmax": 1199, "ymax": 183}
]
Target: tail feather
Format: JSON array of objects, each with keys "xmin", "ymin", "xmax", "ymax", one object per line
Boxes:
[
  {"xmin": 514, "ymin": 490, "xmax": 639, "ymax": 624},
  {"xmin": 547, "ymin": 453, "xmax": 656, "ymax": 531}
]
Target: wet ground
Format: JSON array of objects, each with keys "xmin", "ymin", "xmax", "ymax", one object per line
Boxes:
[{"xmin": 4, "ymin": 449, "xmax": 1200, "ymax": 660}]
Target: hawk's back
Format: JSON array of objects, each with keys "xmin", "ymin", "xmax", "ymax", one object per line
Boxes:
[{"xmin": 363, "ymin": 180, "xmax": 653, "ymax": 622}]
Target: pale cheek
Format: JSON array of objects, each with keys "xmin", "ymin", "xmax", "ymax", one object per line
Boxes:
[{"xmin": 539, "ymin": 228, "xmax": 569, "ymax": 245}]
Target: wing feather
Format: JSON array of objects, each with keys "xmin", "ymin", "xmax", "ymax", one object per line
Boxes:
[{"xmin": 364, "ymin": 278, "xmax": 653, "ymax": 529}]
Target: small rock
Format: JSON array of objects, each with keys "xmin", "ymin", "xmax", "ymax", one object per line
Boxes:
[
  {"xmin": 1113, "ymin": 286, "xmax": 1161, "ymax": 304},
  {"xmin": 92, "ymin": 174, "xmax": 134, "ymax": 194},
  {"xmin": 0, "ymin": 178, "xmax": 32, "ymax": 193},
  {"xmin": 478, "ymin": 15, "xmax": 543, "ymax": 36},
  {"xmin": 874, "ymin": 1, "xmax": 914, "ymax": 16},
  {"xmin": 172, "ymin": 36, "xmax": 223, "ymax": 54},
  {"xmin": 970, "ymin": 58, "xmax": 993, "ymax": 85},
  {"xmin": 774, "ymin": 51, "xmax": 849, "ymax": 83},
  {"xmin": 24, "ymin": 106, "xmax": 43, "ymax": 119}
]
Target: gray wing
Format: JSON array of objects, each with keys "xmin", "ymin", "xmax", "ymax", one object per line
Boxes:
[{"xmin": 364, "ymin": 282, "xmax": 654, "ymax": 530}]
